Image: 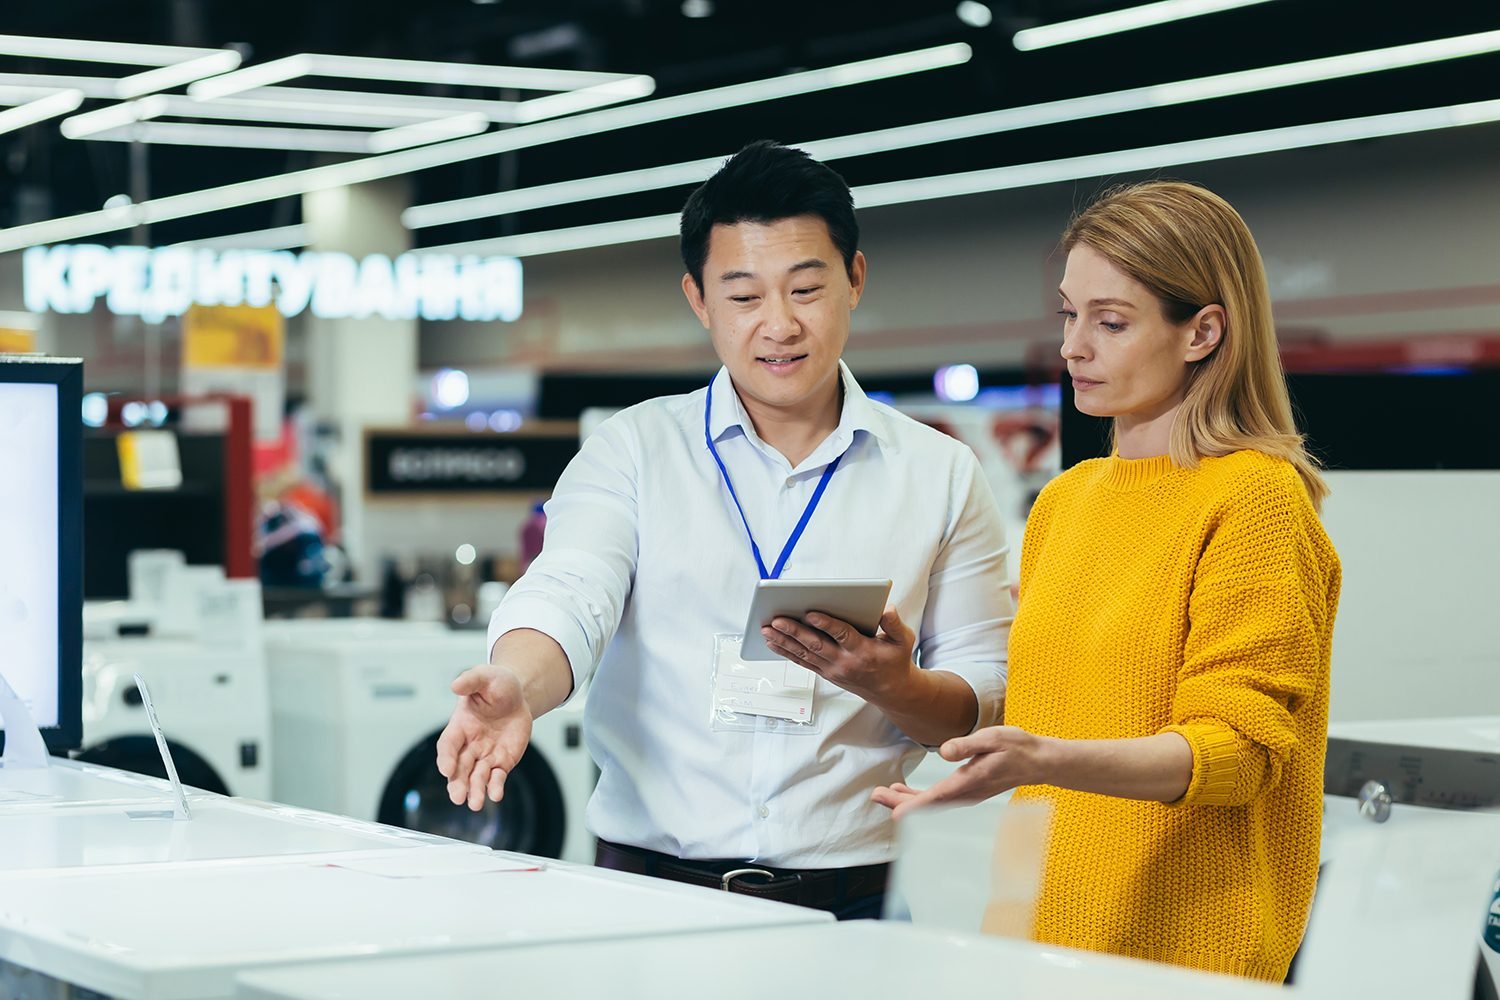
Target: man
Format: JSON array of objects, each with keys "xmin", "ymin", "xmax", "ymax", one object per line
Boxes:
[{"xmin": 437, "ymin": 140, "xmax": 1013, "ymax": 919}]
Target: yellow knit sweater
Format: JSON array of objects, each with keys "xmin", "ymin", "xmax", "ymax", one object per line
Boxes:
[{"xmin": 1003, "ymin": 449, "xmax": 1340, "ymax": 982}]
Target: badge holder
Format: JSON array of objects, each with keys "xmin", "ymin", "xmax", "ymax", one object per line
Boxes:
[{"xmin": 710, "ymin": 634, "xmax": 820, "ymax": 734}]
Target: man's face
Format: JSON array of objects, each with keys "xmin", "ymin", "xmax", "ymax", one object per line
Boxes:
[{"xmin": 683, "ymin": 215, "xmax": 866, "ymax": 417}]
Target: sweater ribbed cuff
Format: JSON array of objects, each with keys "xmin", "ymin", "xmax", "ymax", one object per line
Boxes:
[{"xmin": 1163, "ymin": 722, "xmax": 1242, "ymax": 807}]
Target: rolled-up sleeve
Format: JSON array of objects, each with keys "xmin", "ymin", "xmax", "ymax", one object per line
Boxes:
[
  {"xmin": 486, "ymin": 414, "xmax": 640, "ymax": 700},
  {"xmin": 916, "ymin": 450, "xmax": 1014, "ymax": 733}
]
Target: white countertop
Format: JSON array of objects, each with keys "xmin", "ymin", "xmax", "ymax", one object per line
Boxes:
[
  {"xmin": 0, "ymin": 796, "xmax": 467, "ymax": 873},
  {"xmin": 0, "ymin": 849, "xmax": 829, "ymax": 999},
  {"xmin": 234, "ymin": 919, "xmax": 1280, "ymax": 1000},
  {"xmin": 0, "ymin": 758, "xmax": 191, "ymax": 811}
]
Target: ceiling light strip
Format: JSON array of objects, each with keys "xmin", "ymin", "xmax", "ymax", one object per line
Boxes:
[
  {"xmin": 2, "ymin": 43, "xmax": 970, "ymax": 252},
  {"xmin": 0, "ymin": 72, "xmax": 125, "ymax": 99},
  {"xmin": 87, "ymin": 121, "xmax": 375, "ymax": 153},
  {"xmin": 115, "ymin": 50, "xmax": 243, "ymax": 100},
  {"xmin": 168, "ymin": 224, "xmax": 308, "ymax": 251},
  {"xmin": 0, "ymin": 33, "xmax": 228, "ymax": 66},
  {"xmin": 403, "ymin": 27, "xmax": 1500, "ymax": 228},
  {"xmin": 189, "ymin": 52, "xmax": 648, "ymax": 102},
  {"xmin": 0, "ymin": 90, "xmax": 84, "ymax": 138},
  {"xmin": 1012, "ymin": 0, "xmax": 1279, "ymax": 51},
  {"xmin": 367, "ymin": 113, "xmax": 490, "ymax": 153},
  {"xmin": 419, "ymin": 98, "xmax": 1500, "ymax": 259},
  {"xmin": 60, "ymin": 96, "xmax": 168, "ymax": 139}
]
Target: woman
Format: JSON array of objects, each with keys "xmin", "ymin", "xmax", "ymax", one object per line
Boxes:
[{"xmin": 872, "ymin": 181, "xmax": 1341, "ymax": 982}]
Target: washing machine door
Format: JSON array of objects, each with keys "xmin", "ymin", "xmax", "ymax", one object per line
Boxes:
[
  {"xmin": 377, "ymin": 733, "xmax": 565, "ymax": 858},
  {"xmin": 75, "ymin": 736, "xmax": 231, "ymax": 796}
]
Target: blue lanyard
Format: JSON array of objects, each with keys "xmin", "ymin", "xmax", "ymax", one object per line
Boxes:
[{"xmin": 704, "ymin": 379, "xmax": 843, "ymax": 580}]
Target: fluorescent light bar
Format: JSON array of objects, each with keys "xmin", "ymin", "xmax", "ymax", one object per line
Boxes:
[
  {"xmin": 60, "ymin": 96, "xmax": 168, "ymax": 139},
  {"xmin": 0, "ymin": 33, "xmax": 226, "ymax": 66},
  {"xmin": 419, "ymin": 98, "xmax": 1500, "ymax": 259},
  {"xmin": 150, "ymin": 94, "xmax": 442, "ymax": 129},
  {"xmin": 0, "ymin": 90, "xmax": 84, "ymax": 137},
  {"xmin": 404, "ymin": 156, "xmax": 725, "ymax": 228},
  {"xmin": 0, "ymin": 72, "xmax": 123, "ymax": 99},
  {"xmin": 511, "ymin": 75, "xmax": 659, "ymax": 123},
  {"xmin": 367, "ymin": 113, "xmax": 489, "ymax": 153},
  {"xmin": 217, "ymin": 87, "xmax": 523, "ymax": 124},
  {"xmin": 188, "ymin": 55, "xmax": 315, "ymax": 101},
  {"xmin": 1, "ymin": 43, "xmax": 969, "ymax": 253},
  {"xmin": 298, "ymin": 54, "xmax": 645, "ymax": 92},
  {"xmin": 116, "ymin": 50, "xmax": 243, "ymax": 100},
  {"xmin": 189, "ymin": 52, "xmax": 647, "ymax": 102},
  {"xmin": 405, "ymin": 27, "xmax": 1500, "ymax": 228},
  {"xmin": 424, "ymin": 213, "xmax": 681, "ymax": 259},
  {"xmin": 1013, "ymin": 0, "xmax": 1278, "ymax": 51},
  {"xmin": 169, "ymin": 224, "xmax": 308, "ymax": 251},
  {"xmin": 0, "ymin": 85, "xmax": 66, "ymax": 105},
  {"xmin": 87, "ymin": 121, "xmax": 374, "ymax": 153}
]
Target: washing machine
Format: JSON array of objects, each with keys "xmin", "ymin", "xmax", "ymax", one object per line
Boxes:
[
  {"xmin": 75, "ymin": 633, "xmax": 272, "ymax": 800},
  {"xmin": 1319, "ymin": 715, "xmax": 1500, "ymax": 998},
  {"xmin": 264, "ymin": 622, "xmax": 596, "ymax": 863}
]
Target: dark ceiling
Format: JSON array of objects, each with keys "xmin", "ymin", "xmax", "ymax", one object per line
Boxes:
[{"xmin": 2, "ymin": 0, "xmax": 1498, "ymax": 248}]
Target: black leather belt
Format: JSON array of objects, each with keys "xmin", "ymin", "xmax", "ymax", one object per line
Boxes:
[{"xmin": 595, "ymin": 839, "xmax": 889, "ymax": 913}]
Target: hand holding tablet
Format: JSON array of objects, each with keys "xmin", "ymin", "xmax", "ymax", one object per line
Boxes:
[{"xmin": 739, "ymin": 578, "xmax": 892, "ymax": 661}]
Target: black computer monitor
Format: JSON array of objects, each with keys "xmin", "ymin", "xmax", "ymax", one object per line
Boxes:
[{"xmin": 0, "ymin": 356, "xmax": 83, "ymax": 754}]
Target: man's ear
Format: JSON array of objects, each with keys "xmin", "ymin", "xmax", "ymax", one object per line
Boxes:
[
  {"xmin": 847, "ymin": 251, "xmax": 868, "ymax": 310},
  {"xmin": 682, "ymin": 272, "xmax": 711, "ymax": 329}
]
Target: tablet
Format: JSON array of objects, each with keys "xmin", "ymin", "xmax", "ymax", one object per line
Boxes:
[{"xmin": 739, "ymin": 578, "xmax": 893, "ymax": 661}]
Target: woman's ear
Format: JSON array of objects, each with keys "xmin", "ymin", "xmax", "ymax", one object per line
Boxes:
[{"xmin": 1185, "ymin": 304, "xmax": 1225, "ymax": 363}]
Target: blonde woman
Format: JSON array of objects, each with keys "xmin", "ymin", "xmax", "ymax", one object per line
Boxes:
[{"xmin": 872, "ymin": 181, "xmax": 1341, "ymax": 982}]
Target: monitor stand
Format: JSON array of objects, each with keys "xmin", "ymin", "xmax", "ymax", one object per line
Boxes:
[{"xmin": 0, "ymin": 669, "xmax": 49, "ymax": 769}]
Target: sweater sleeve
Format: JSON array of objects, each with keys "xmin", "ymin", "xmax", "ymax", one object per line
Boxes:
[{"xmin": 1161, "ymin": 464, "xmax": 1336, "ymax": 808}]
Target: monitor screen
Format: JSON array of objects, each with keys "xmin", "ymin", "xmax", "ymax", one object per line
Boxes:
[{"xmin": 0, "ymin": 356, "xmax": 82, "ymax": 754}]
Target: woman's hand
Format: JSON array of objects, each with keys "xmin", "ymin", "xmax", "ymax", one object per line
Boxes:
[{"xmin": 871, "ymin": 726, "xmax": 1054, "ymax": 820}]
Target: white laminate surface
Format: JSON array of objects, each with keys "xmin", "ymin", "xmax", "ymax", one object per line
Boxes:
[
  {"xmin": 0, "ymin": 851, "xmax": 830, "ymax": 999},
  {"xmin": 234, "ymin": 920, "xmax": 1280, "ymax": 1000}
]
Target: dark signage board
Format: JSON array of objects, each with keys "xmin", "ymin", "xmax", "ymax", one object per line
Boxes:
[{"xmin": 366, "ymin": 430, "xmax": 578, "ymax": 494}]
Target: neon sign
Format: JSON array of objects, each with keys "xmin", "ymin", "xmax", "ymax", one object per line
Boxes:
[{"xmin": 23, "ymin": 245, "xmax": 523, "ymax": 324}]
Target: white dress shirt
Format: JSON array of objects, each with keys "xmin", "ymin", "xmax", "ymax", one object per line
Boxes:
[{"xmin": 488, "ymin": 362, "xmax": 1013, "ymax": 867}]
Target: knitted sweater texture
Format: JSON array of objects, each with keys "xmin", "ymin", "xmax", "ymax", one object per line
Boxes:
[{"xmin": 1003, "ymin": 449, "xmax": 1341, "ymax": 982}]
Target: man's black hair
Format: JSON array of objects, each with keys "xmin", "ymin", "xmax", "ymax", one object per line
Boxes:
[{"xmin": 679, "ymin": 140, "xmax": 859, "ymax": 290}]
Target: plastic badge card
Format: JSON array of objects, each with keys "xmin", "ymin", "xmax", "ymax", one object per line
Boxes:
[{"xmin": 711, "ymin": 634, "xmax": 817, "ymax": 728}]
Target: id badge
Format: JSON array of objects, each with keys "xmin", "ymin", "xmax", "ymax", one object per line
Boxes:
[{"xmin": 710, "ymin": 634, "xmax": 819, "ymax": 732}]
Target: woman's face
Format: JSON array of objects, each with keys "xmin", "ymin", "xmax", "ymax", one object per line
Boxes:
[{"xmin": 1057, "ymin": 244, "xmax": 1220, "ymax": 422}]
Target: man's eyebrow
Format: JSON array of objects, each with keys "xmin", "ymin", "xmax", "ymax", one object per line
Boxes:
[
  {"xmin": 719, "ymin": 259, "xmax": 828, "ymax": 282},
  {"xmin": 788, "ymin": 258, "xmax": 828, "ymax": 275}
]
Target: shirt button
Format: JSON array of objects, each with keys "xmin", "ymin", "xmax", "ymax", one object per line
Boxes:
[
  {"xmin": 759, "ymin": 805, "xmax": 770, "ymax": 819},
  {"xmin": 784, "ymin": 477, "xmax": 795, "ymax": 488}
]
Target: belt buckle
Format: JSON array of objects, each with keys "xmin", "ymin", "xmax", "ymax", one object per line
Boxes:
[{"xmin": 720, "ymin": 867, "xmax": 777, "ymax": 892}]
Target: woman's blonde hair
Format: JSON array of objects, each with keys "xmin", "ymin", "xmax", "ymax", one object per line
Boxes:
[{"xmin": 1061, "ymin": 180, "xmax": 1328, "ymax": 509}]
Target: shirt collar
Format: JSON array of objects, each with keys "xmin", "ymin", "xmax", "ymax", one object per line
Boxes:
[{"xmin": 707, "ymin": 360, "xmax": 887, "ymax": 449}]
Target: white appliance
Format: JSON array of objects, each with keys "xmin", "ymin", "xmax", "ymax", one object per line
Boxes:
[
  {"xmin": 265, "ymin": 622, "xmax": 596, "ymax": 863},
  {"xmin": 1319, "ymin": 716, "xmax": 1500, "ymax": 998},
  {"xmin": 76, "ymin": 573, "xmax": 272, "ymax": 800},
  {"xmin": 76, "ymin": 634, "xmax": 273, "ymax": 800},
  {"xmin": 0, "ymin": 848, "xmax": 827, "ymax": 1000}
]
